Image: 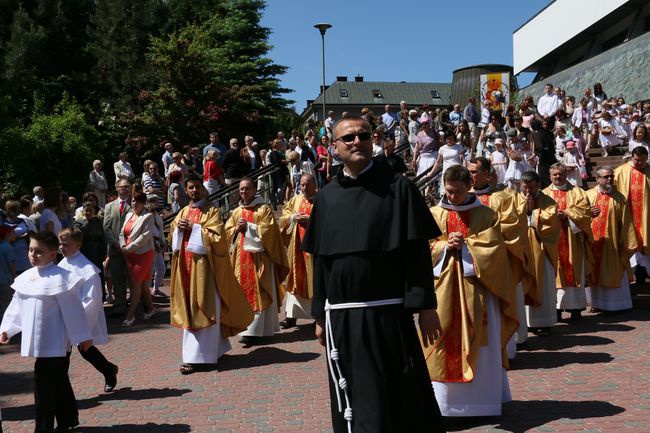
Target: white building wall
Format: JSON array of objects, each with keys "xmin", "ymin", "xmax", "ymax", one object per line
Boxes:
[{"xmin": 513, "ymin": 0, "xmax": 630, "ymax": 74}]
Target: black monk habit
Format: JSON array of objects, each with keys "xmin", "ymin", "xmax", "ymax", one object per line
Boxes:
[{"xmin": 302, "ymin": 160, "xmax": 445, "ymax": 433}]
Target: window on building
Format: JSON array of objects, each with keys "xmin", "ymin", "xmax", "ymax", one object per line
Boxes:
[
  {"xmin": 372, "ymin": 90, "xmax": 383, "ymax": 98},
  {"xmin": 430, "ymin": 90, "xmax": 440, "ymax": 99},
  {"xmin": 339, "ymin": 89, "xmax": 349, "ymax": 97}
]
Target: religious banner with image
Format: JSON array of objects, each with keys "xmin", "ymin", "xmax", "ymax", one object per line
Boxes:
[{"xmin": 481, "ymin": 73, "xmax": 510, "ymax": 111}]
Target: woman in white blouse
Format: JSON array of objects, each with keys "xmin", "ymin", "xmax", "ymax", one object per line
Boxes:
[{"xmin": 39, "ymin": 187, "xmax": 63, "ymax": 236}]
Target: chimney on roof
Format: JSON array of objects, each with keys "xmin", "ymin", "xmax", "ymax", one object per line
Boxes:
[
  {"xmin": 336, "ymin": 76, "xmax": 347, "ymax": 82},
  {"xmin": 354, "ymin": 75, "xmax": 364, "ymax": 82}
]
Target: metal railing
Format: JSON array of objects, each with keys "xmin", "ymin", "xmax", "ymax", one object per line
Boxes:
[{"xmin": 162, "ymin": 163, "xmax": 283, "ymax": 226}]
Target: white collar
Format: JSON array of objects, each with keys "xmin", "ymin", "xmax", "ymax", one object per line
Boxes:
[
  {"xmin": 343, "ymin": 161, "xmax": 373, "ymax": 179},
  {"xmin": 190, "ymin": 199, "xmax": 206, "ymax": 208},
  {"xmin": 438, "ymin": 194, "xmax": 483, "ymax": 211},
  {"xmin": 472, "ymin": 185, "xmax": 491, "ymax": 195},
  {"xmin": 240, "ymin": 196, "xmax": 265, "ymax": 209},
  {"xmin": 550, "ymin": 183, "xmax": 569, "ymax": 191}
]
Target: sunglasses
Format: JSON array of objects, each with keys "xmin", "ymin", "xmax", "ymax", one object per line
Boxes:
[
  {"xmin": 599, "ymin": 175, "xmax": 614, "ymax": 179},
  {"xmin": 336, "ymin": 132, "xmax": 372, "ymax": 144}
]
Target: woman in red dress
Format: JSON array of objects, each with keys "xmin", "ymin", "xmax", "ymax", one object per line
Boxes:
[{"xmin": 119, "ymin": 192, "xmax": 156, "ymax": 326}]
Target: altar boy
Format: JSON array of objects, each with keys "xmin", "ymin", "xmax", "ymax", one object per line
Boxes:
[
  {"xmin": 58, "ymin": 227, "xmax": 118, "ymax": 393},
  {"xmin": 0, "ymin": 232, "xmax": 92, "ymax": 433}
]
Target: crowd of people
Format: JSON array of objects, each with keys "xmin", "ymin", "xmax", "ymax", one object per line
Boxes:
[{"xmin": 0, "ymin": 81, "xmax": 649, "ymax": 433}]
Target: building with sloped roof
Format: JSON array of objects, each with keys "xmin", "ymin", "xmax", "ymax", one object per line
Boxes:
[{"xmin": 300, "ymin": 76, "xmax": 452, "ymax": 123}]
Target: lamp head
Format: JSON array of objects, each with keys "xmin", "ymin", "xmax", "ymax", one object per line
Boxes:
[{"xmin": 314, "ymin": 23, "xmax": 332, "ymax": 36}]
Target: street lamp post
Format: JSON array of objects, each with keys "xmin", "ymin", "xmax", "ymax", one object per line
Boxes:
[{"xmin": 314, "ymin": 23, "xmax": 332, "ymax": 125}]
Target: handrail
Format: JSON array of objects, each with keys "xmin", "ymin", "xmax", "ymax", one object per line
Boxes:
[{"xmin": 163, "ymin": 163, "xmax": 283, "ymax": 226}]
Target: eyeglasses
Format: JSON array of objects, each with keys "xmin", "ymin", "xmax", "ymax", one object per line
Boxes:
[
  {"xmin": 599, "ymin": 175, "xmax": 614, "ymax": 179},
  {"xmin": 336, "ymin": 132, "xmax": 372, "ymax": 144}
]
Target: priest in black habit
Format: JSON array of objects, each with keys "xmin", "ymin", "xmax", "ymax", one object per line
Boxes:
[{"xmin": 302, "ymin": 116, "xmax": 446, "ymax": 433}]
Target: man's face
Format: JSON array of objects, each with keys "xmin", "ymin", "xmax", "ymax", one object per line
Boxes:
[
  {"xmin": 454, "ymin": 105, "xmax": 460, "ymax": 112},
  {"xmin": 632, "ymin": 154, "xmax": 648, "ymax": 170},
  {"xmin": 444, "ymin": 180, "xmax": 469, "ymax": 206},
  {"xmin": 550, "ymin": 168, "xmax": 566, "ymax": 186},
  {"xmin": 58, "ymin": 235, "xmax": 80, "ymax": 258},
  {"xmin": 300, "ymin": 176, "xmax": 317, "ymax": 198},
  {"xmin": 165, "ymin": 143, "xmax": 174, "ymax": 152},
  {"xmin": 28, "ymin": 239, "xmax": 57, "ymax": 267},
  {"xmin": 278, "ymin": 132, "xmax": 285, "ymax": 140},
  {"xmin": 333, "ymin": 119, "xmax": 372, "ymax": 167},
  {"xmin": 385, "ymin": 105, "xmax": 390, "ymax": 112},
  {"xmin": 521, "ymin": 181, "xmax": 539, "ymax": 196},
  {"xmin": 554, "ymin": 87, "xmax": 561, "ymax": 96},
  {"xmin": 545, "ymin": 85, "xmax": 552, "ymax": 95},
  {"xmin": 186, "ymin": 181, "xmax": 203, "ymax": 201},
  {"xmin": 116, "ymin": 182, "xmax": 130, "ymax": 199},
  {"xmin": 596, "ymin": 170, "xmax": 614, "ymax": 189},
  {"xmin": 148, "ymin": 164, "xmax": 158, "ymax": 175},
  {"xmin": 209, "ymin": 134, "xmax": 217, "ymax": 143},
  {"xmin": 239, "ymin": 180, "xmax": 256, "ymax": 203},
  {"xmin": 468, "ymin": 162, "xmax": 489, "ymax": 189}
]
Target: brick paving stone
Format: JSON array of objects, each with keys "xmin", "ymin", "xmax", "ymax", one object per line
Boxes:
[{"xmin": 1, "ymin": 286, "xmax": 649, "ymax": 432}]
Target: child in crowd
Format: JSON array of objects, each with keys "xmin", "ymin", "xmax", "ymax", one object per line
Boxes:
[
  {"xmin": 490, "ymin": 138, "xmax": 508, "ymax": 185},
  {"xmin": 58, "ymin": 227, "xmax": 119, "ymax": 394},
  {"xmin": 0, "ymin": 232, "xmax": 92, "ymax": 433}
]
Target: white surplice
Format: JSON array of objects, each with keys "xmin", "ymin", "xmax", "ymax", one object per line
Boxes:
[
  {"xmin": 586, "ymin": 275, "xmax": 633, "ymax": 311},
  {"xmin": 526, "ymin": 256, "xmax": 558, "ymax": 328},
  {"xmin": 432, "ymin": 292, "xmax": 512, "ymax": 416},
  {"xmin": 238, "ymin": 222, "xmax": 279, "ymax": 337},
  {"xmin": 58, "ymin": 252, "xmax": 108, "ymax": 345},
  {"xmin": 0, "ymin": 263, "xmax": 91, "ymax": 357},
  {"xmin": 556, "ymin": 257, "xmax": 587, "ymax": 310},
  {"xmin": 173, "ymin": 222, "xmax": 232, "ymax": 364}
]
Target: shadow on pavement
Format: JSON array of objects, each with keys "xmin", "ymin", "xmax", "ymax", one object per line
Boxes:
[
  {"xmin": 0, "ymin": 371, "xmax": 33, "ymax": 396},
  {"xmin": 3, "ymin": 387, "xmax": 192, "ymax": 421},
  {"xmin": 519, "ymin": 334, "xmax": 615, "ymax": 351},
  {"xmin": 509, "ymin": 351, "xmax": 613, "ymax": 370},
  {"xmin": 445, "ymin": 399, "xmax": 625, "ymax": 433},
  {"xmin": 218, "ymin": 347, "xmax": 320, "ymax": 371}
]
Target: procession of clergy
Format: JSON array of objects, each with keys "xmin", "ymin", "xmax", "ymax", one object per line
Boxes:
[
  {"xmin": 2, "ymin": 144, "xmax": 649, "ymax": 430},
  {"xmin": 166, "ymin": 144, "xmax": 649, "ymax": 418}
]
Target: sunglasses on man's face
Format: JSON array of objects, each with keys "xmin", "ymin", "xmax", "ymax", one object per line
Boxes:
[{"xmin": 336, "ymin": 132, "xmax": 372, "ymax": 144}]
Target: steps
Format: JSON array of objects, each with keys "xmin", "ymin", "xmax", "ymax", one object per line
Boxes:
[{"xmin": 583, "ymin": 145, "xmax": 628, "ymax": 189}]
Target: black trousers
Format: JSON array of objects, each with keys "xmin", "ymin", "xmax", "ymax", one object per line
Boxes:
[
  {"xmin": 79, "ymin": 345, "xmax": 115, "ymax": 378},
  {"xmin": 34, "ymin": 353, "xmax": 78, "ymax": 432}
]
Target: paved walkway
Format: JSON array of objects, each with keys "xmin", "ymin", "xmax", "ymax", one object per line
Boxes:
[{"xmin": 2, "ymin": 289, "xmax": 649, "ymax": 433}]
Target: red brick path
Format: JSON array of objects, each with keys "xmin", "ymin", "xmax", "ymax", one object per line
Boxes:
[{"xmin": 2, "ymin": 291, "xmax": 649, "ymax": 433}]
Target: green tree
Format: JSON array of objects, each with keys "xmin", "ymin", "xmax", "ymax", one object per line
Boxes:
[
  {"xmin": 0, "ymin": 94, "xmax": 99, "ymax": 196},
  {"xmin": 122, "ymin": 0, "xmax": 292, "ymax": 147}
]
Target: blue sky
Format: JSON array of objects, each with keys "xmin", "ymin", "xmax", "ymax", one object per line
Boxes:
[{"xmin": 260, "ymin": 0, "xmax": 550, "ymax": 113}]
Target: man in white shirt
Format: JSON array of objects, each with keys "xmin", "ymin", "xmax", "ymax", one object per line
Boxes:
[
  {"xmin": 381, "ymin": 104, "xmax": 398, "ymax": 139},
  {"xmin": 161, "ymin": 142, "xmax": 174, "ymax": 177},
  {"xmin": 113, "ymin": 152, "xmax": 134, "ymax": 184},
  {"xmin": 324, "ymin": 112, "xmax": 335, "ymax": 140},
  {"xmin": 537, "ymin": 83, "xmax": 560, "ymax": 118}
]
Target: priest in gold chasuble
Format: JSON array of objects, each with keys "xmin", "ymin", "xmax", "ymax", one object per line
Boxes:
[
  {"xmin": 169, "ymin": 177, "xmax": 254, "ymax": 374},
  {"xmin": 614, "ymin": 146, "xmax": 650, "ymax": 288},
  {"xmin": 425, "ymin": 165, "xmax": 518, "ymax": 417},
  {"xmin": 278, "ymin": 174, "xmax": 317, "ymax": 328},
  {"xmin": 519, "ymin": 171, "xmax": 560, "ymax": 335},
  {"xmin": 225, "ymin": 178, "xmax": 289, "ymax": 345},
  {"xmin": 469, "ymin": 157, "xmax": 534, "ymax": 352},
  {"xmin": 586, "ymin": 167, "xmax": 638, "ymax": 311},
  {"xmin": 542, "ymin": 163, "xmax": 594, "ymax": 321}
]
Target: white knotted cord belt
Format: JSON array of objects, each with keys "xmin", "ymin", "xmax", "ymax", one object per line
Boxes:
[{"xmin": 324, "ymin": 297, "xmax": 405, "ymax": 433}]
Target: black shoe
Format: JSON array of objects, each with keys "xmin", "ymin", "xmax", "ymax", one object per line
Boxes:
[
  {"xmin": 238, "ymin": 336, "xmax": 259, "ymax": 347},
  {"xmin": 569, "ymin": 311, "xmax": 582, "ymax": 321},
  {"xmin": 279, "ymin": 317, "xmax": 297, "ymax": 329},
  {"xmin": 104, "ymin": 364, "xmax": 118, "ymax": 392},
  {"xmin": 54, "ymin": 418, "xmax": 79, "ymax": 432},
  {"xmin": 556, "ymin": 310, "xmax": 563, "ymax": 322}
]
